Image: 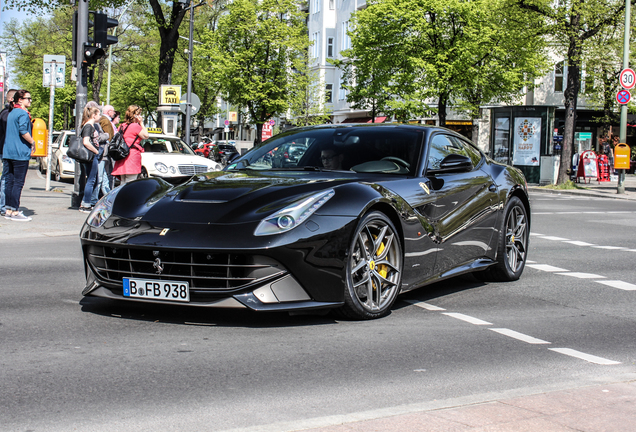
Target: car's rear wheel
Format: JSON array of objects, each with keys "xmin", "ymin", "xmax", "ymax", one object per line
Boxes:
[
  {"xmin": 338, "ymin": 211, "xmax": 403, "ymax": 320},
  {"xmin": 479, "ymin": 196, "xmax": 528, "ymax": 281}
]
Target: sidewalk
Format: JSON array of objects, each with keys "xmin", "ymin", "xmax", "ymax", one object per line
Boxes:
[
  {"xmin": 296, "ymin": 380, "xmax": 636, "ymax": 432},
  {"xmin": 0, "ymin": 163, "xmax": 87, "ymax": 240},
  {"xmin": 528, "ymin": 173, "xmax": 636, "ymax": 201}
]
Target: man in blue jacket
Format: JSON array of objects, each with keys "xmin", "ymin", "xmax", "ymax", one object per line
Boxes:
[
  {"xmin": 0, "ymin": 88, "xmax": 17, "ymax": 217},
  {"xmin": 3, "ymin": 89, "xmax": 35, "ymax": 222}
]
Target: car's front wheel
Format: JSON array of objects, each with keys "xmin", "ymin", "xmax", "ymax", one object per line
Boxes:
[
  {"xmin": 338, "ymin": 211, "xmax": 403, "ymax": 320},
  {"xmin": 140, "ymin": 167, "xmax": 148, "ymax": 179}
]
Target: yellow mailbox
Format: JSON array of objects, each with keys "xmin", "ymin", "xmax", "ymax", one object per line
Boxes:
[
  {"xmin": 31, "ymin": 118, "xmax": 48, "ymax": 157},
  {"xmin": 614, "ymin": 143, "xmax": 631, "ymax": 170}
]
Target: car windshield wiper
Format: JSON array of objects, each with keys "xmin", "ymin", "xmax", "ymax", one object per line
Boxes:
[{"xmin": 270, "ymin": 166, "xmax": 324, "ymax": 171}]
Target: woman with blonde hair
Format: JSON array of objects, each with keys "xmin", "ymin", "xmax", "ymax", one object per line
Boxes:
[
  {"xmin": 111, "ymin": 105, "xmax": 149, "ymax": 184},
  {"xmin": 78, "ymin": 105, "xmax": 102, "ymax": 213}
]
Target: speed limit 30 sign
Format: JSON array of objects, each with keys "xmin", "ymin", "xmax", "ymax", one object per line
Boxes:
[{"xmin": 620, "ymin": 68, "xmax": 636, "ymax": 89}]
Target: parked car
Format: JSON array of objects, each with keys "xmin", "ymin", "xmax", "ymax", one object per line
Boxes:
[
  {"xmin": 37, "ymin": 130, "xmax": 63, "ymax": 174},
  {"xmin": 80, "ymin": 124, "xmax": 530, "ymax": 320},
  {"xmin": 211, "ymin": 143, "xmax": 239, "ymax": 164},
  {"xmin": 139, "ymin": 132, "xmax": 222, "ymax": 182},
  {"xmin": 44, "ymin": 130, "xmax": 76, "ymax": 182},
  {"xmin": 193, "ymin": 141, "xmax": 215, "ymax": 158},
  {"xmin": 271, "ymin": 142, "xmax": 308, "ymax": 168}
]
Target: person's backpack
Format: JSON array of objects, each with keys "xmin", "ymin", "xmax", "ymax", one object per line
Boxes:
[{"xmin": 108, "ymin": 124, "xmax": 138, "ymax": 161}]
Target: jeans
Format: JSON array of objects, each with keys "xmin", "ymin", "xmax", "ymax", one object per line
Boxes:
[
  {"xmin": 81, "ymin": 151, "xmax": 100, "ymax": 207},
  {"xmin": 90, "ymin": 158, "xmax": 111, "ymax": 205},
  {"xmin": 3, "ymin": 159, "xmax": 29, "ymax": 211},
  {"xmin": 0, "ymin": 157, "xmax": 5, "ymax": 214}
]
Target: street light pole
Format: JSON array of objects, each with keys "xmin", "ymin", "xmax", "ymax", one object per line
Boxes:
[
  {"xmin": 184, "ymin": 1, "xmax": 205, "ymax": 146},
  {"xmin": 618, "ymin": 0, "xmax": 631, "ymax": 194}
]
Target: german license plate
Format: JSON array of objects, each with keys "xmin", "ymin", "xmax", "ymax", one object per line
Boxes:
[{"xmin": 123, "ymin": 278, "xmax": 190, "ymax": 302}]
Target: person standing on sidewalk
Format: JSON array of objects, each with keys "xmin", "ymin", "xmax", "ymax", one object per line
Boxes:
[
  {"xmin": 111, "ymin": 105, "xmax": 149, "ymax": 184},
  {"xmin": 3, "ymin": 90, "xmax": 35, "ymax": 222},
  {"xmin": 90, "ymin": 104, "xmax": 116, "ymax": 205},
  {"xmin": 78, "ymin": 106, "xmax": 103, "ymax": 213},
  {"xmin": 0, "ymin": 88, "xmax": 17, "ymax": 217}
]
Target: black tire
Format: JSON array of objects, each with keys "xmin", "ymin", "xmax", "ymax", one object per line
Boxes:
[
  {"xmin": 479, "ymin": 196, "xmax": 529, "ymax": 282},
  {"xmin": 336, "ymin": 211, "xmax": 403, "ymax": 320}
]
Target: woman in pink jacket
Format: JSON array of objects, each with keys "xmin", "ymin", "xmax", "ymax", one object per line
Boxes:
[{"xmin": 111, "ymin": 105, "xmax": 149, "ymax": 184}]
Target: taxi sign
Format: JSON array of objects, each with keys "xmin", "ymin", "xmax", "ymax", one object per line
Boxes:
[
  {"xmin": 159, "ymin": 85, "xmax": 181, "ymax": 105},
  {"xmin": 147, "ymin": 127, "xmax": 164, "ymax": 134}
]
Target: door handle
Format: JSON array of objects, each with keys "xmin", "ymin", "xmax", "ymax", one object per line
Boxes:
[{"xmin": 488, "ymin": 183, "xmax": 497, "ymax": 192}]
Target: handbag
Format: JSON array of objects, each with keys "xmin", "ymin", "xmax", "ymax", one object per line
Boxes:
[
  {"xmin": 67, "ymin": 135, "xmax": 94, "ymax": 164},
  {"xmin": 108, "ymin": 124, "xmax": 139, "ymax": 161}
]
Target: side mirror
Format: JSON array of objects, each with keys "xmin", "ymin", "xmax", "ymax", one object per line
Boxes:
[{"xmin": 429, "ymin": 154, "xmax": 473, "ymax": 173}]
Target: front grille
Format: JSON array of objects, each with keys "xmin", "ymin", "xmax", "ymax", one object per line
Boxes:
[
  {"xmin": 178, "ymin": 165, "xmax": 209, "ymax": 176},
  {"xmin": 86, "ymin": 245, "xmax": 285, "ymax": 294}
]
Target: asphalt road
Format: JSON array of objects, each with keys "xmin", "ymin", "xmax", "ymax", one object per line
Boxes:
[{"xmin": 1, "ymin": 191, "xmax": 635, "ymax": 432}]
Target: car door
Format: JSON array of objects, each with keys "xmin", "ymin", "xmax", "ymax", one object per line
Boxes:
[{"xmin": 419, "ymin": 133, "xmax": 499, "ymax": 276}]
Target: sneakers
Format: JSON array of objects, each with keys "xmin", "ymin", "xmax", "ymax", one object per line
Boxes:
[
  {"xmin": 79, "ymin": 206, "xmax": 92, "ymax": 213},
  {"xmin": 9, "ymin": 211, "xmax": 32, "ymax": 222}
]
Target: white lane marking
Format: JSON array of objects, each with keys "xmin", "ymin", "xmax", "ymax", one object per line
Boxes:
[
  {"xmin": 595, "ymin": 280, "xmax": 636, "ymax": 291},
  {"xmin": 489, "ymin": 328, "xmax": 551, "ymax": 344},
  {"xmin": 540, "ymin": 236, "xmax": 570, "ymax": 241},
  {"xmin": 530, "ymin": 233, "xmax": 544, "ymax": 236},
  {"xmin": 442, "ymin": 313, "xmax": 492, "ymax": 326},
  {"xmin": 591, "ymin": 246, "xmax": 628, "ymax": 250},
  {"xmin": 563, "ymin": 240, "xmax": 596, "ymax": 246},
  {"xmin": 404, "ymin": 300, "xmax": 445, "ymax": 311},
  {"xmin": 526, "ymin": 260, "xmax": 537, "ymax": 263},
  {"xmin": 526, "ymin": 264, "xmax": 569, "ymax": 272},
  {"xmin": 549, "ymin": 348, "xmax": 621, "ymax": 365},
  {"xmin": 555, "ymin": 272, "xmax": 606, "ymax": 279}
]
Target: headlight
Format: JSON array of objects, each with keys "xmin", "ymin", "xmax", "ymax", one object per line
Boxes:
[
  {"xmin": 86, "ymin": 186, "xmax": 123, "ymax": 228},
  {"xmin": 155, "ymin": 162, "xmax": 168, "ymax": 173},
  {"xmin": 62, "ymin": 155, "xmax": 73, "ymax": 164},
  {"xmin": 254, "ymin": 189, "xmax": 334, "ymax": 236}
]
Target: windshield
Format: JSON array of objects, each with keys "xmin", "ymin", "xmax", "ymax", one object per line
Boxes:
[
  {"xmin": 227, "ymin": 126, "xmax": 422, "ymax": 175},
  {"xmin": 141, "ymin": 136, "xmax": 195, "ymax": 155}
]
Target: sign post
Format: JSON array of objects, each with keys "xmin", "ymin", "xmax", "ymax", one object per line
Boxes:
[
  {"xmin": 618, "ymin": 0, "xmax": 632, "ymax": 194},
  {"xmin": 43, "ymin": 55, "xmax": 66, "ymax": 192}
]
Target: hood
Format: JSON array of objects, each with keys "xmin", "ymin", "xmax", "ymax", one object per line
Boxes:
[{"xmin": 140, "ymin": 170, "xmax": 361, "ymax": 224}]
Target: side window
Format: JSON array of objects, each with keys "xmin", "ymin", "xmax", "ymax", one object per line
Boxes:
[
  {"xmin": 427, "ymin": 134, "xmax": 470, "ymax": 171},
  {"xmin": 450, "ymin": 136, "xmax": 482, "ymax": 167}
]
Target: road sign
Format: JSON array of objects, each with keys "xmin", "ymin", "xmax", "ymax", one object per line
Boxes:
[
  {"xmin": 179, "ymin": 93, "xmax": 200, "ymax": 115},
  {"xmin": 617, "ymin": 89, "xmax": 631, "ymax": 105},
  {"xmin": 224, "ymin": 120, "xmax": 229, "ymax": 126},
  {"xmin": 43, "ymin": 55, "xmax": 66, "ymax": 88},
  {"xmin": 269, "ymin": 119, "xmax": 275, "ymax": 126},
  {"xmin": 620, "ymin": 68, "xmax": 636, "ymax": 89}
]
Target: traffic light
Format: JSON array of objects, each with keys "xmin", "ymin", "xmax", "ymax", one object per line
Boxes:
[{"xmin": 82, "ymin": 12, "xmax": 118, "ymax": 66}]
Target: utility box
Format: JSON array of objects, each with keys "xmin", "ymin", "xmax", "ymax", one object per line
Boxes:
[{"xmin": 539, "ymin": 155, "xmax": 560, "ymax": 185}]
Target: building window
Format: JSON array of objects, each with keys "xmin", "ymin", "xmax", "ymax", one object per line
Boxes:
[
  {"xmin": 329, "ymin": 0, "xmax": 335, "ymax": 9},
  {"xmin": 311, "ymin": 32, "xmax": 321, "ymax": 59},
  {"xmin": 342, "ymin": 21, "xmax": 351, "ymax": 50},
  {"xmin": 311, "ymin": 0, "xmax": 320, "ymax": 14},
  {"xmin": 326, "ymin": 84, "xmax": 333, "ymax": 103},
  {"xmin": 554, "ymin": 61, "xmax": 565, "ymax": 93},
  {"xmin": 327, "ymin": 37, "xmax": 334, "ymax": 58}
]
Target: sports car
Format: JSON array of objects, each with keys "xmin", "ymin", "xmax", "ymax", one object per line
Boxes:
[{"xmin": 80, "ymin": 124, "xmax": 530, "ymax": 320}]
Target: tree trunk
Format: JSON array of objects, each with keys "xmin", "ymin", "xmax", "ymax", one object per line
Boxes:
[
  {"xmin": 149, "ymin": 0, "xmax": 188, "ymax": 86},
  {"xmin": 437, "ymin": 92, "xmax": 448, "ymax": 126},
  {"xmin": 557, "ymin": 37, "xmax": 582, "ymax": 185}
]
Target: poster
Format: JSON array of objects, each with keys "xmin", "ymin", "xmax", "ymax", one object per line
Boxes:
[{"xmin": 513, "ymin": 117, "xmax": 541, "ymax": 166}]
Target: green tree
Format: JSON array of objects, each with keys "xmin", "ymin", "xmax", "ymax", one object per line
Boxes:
[
  {"xmin": 288, "ymin": 70, "xmax": 333, "ymax": 127},
  {"xmin": 517, "ymin": 0, "xmax": 628, "ymax": 184},
  {"xmin": 336, "ymin": 0, "xmax": 548, "ymax": 126},
  {"xmin": 199, "ymin": 0, "xmax": 309, "ymax": 144}
]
